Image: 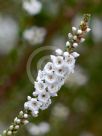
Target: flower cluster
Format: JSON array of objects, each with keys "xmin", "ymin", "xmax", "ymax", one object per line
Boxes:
[
  {"xmin": 66, "ymin": 26, "xmax": 91, "ymax": 52},
  {"xmin": 23, "ymin": 26, "xmax": 46, "ymax": 45},
  {"xmin": 24, "ymin": 14, "xmax": 91, "ymax": 117},
  {"xmin": 24, "ymin": 48, "xmax": 79, "ymax": 116},
  {"xmin": 22, "ymin": 0, "xmax": 42, "ymax": 15}
]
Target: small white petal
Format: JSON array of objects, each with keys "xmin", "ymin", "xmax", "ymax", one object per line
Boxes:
[
  {"xmin": 80, "ymin": 38, "xmax": 85, "ymax": 43},
  {"xmin": 50, "ymin": 55, "xmax": 56, "ymax": 62},
  {"xmin": 66, "ymin": 41, "xmax": 70, "ymax": 47},
  {"xmin": 73, "ymin": 43, "xmax": 78, "ymax": 48},
  {"xmin": 71, "ymin": 52, "xmax": 80, "ymax": 58},
  {"xmin": 73, "ymin": 35, "xmax": 77, "ymax": 40},
  {"xmin": 53, "ymin": 56, "xmax": 64, "ymax": 68},
  {"xmin": 68, "ymin": 33, "xmax": 73, "ymax": 39},
  {"xmin": 15, "ymin": 125, "xmax": 19, "ymax": 130},
  {"xmin": 24, "ymin": 114, "xmax": 28, "ymax": 118},
  {"xmin": 45, "ymin": 74, "xmax": 57, "ymax": 84},
  {"xmin": 63, "ymin": 52, "xmax": 69, "ymax": 57},
  {"xmin": 44, "ymin": 62, "xmax": 54, "ymax": 75},
  {"xmin": 38, "ymin": 91, "xmax": 50, "ymax": 103},
  {"xmin": 72, "ymin": 27, "xmax": 77, "ymax": 33},
  {"xmin": 7, "ymin": 131, "xmax": 12, "ymax": 135},
  {"xmin": 55, "ymin": 49, "xmax": 63, "ymax": 55},
  {"xmin": 86, "ymin": 28, "xmax": 91, "ymax": 32},
  {"xmin": 36, "ymin": 70, "xmax": 45, "ymax": 81},
  {"xmin": 34, "ymin": 81, "xmax": 46, "ymax": 94},
  {"xmin": 77, "ymin": 29, "xmax": 82, "ymax": 34},
  {"xmin": 27, "ymin": 96, "xmax": 32, "ymax": 101},
  {"xmin": 23, "ymin": 120, "xmax": 29, "ymax": 124}
]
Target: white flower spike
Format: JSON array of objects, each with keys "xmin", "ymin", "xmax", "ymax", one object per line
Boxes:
[{"xmin": 0, "ymin": 14, "xmax": 91, "ymax": 136}]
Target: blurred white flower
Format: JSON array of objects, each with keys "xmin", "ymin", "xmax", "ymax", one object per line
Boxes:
[
  {"xmin": 22, "ymin": 0, "xmax": 42, "ymax": 15},
  {"xmin": 23, "ymin": 26, "xmax": 46, "ymax": 45},
  {"xmin": 0, "ymin": 15, "xmax": 19, "ymax": 54},
  {"xmin": 92, "ymin": 17, "xmax": 102, "ymax": 43},
  {"xmin": 39, "ymin": 122, "xmax": 50, "ymax": 134},
  {"xmin": 80, "ymin": 131, "xmax": 94, "ymax": 136},
  {"xmin": 0, "ymin": 123, "xmax": 7, "ymax": 133},
  {"xmin": 51, "ymin": 103, "xmax": 70, "ymax": 120},
  {"xmin": 26, "ymin": 122, "xmax": 50, "ymax": 135},
  {"xmin": 65, "ymin": 66, "xmax": 88, "ymax": 87}
]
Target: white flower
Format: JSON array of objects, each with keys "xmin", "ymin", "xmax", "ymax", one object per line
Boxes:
[
  {"xmin": 77, "ymin": 29, "xmax": 82, "ymax": 34},
  {"xmin": 55, "ymin": 48, "xmax": 63, "ymax": 56},
  {"xmin": 27, "ymin": 123, "xmax": 41, "ymax": 135},
  {"xmin": 36, "ymin": 70, "xmax": 45, "ymax": 81},
  {"xmin": 47, "ymin": 84, "xmax": 59, "ymax": 96},
  {"xmin": 86, "ymin": 27, "xmax": 91, "ymax": 32},
  {"xmin": 40, "ymin": 99, "xmax": 51, "ymax": 110},
  {"xmin": 72, "ymin": 27, "xmax": 77, "ymax": 33},
  {"xmin": 51, "ymin": 103, "xmax": 70, "ymax": 120},
  {"xmin": 80, "ymin": 38, "xmax": 85, "ymax": 43},
  {"xmin": 63, "ymin": 52, "xmax": 69, "ymax": 58},
  {"xmin": 34, "ymin": 81, "xmax": 46, "ymax": 94},
  {"xmin": 45, "ymin": 74, "xmax": 57, "ymax": 84},
  {"xmin": 22, "ymin": 0, "xmax": 42, "ymax": 15},
  {"xmin": 68, "ymin": 33, "xmax": 73, "ymax": 39},
  {"xmin": 38, "ymin": 91, "xmax": 50, "ymax": 103},
  {"xmin": 73, "ymin": 35, "xmax": 77, "ymax": 40},
  {"xmin": 64, "ymin": 54, "xmax": 75, "ymax": 66},
  {"xmin": 73, "ymin": 42, "xmax": 78, "ymax": 48},
  {"xmin": 44, "ymin": 62, "xmax": 54, "ymax": 75},
  {"xmin": 26, "ymin": 122, "xmax": 50, "ymax": 136},
  {"xmin": 23, "ymin": 26, "xmax": 46, "ymax": 45},
  {"xmin": 0, "ymin": 15, "xmax": 19, "ymax": 54},
  {"xmin": 57, "ymin": 77, "xmax": 65, "ymax": 87},
  {"xmin": 71, "ymin": 52, "xmax": 80, "ymax": 58},
  {"xmin": 51, "ymin": 56, "xmax": 64, "ymax": 68},
  {"xmin": 55, "ymin": 66, "xmax": 68, "ymax": 77},
  {"xmin": 39, "ymin": 122, "xmax": 50, "ymax": 134},
  {"xmin": 24, "ymin": 98, "xmax": 41, "ymax": 114}
]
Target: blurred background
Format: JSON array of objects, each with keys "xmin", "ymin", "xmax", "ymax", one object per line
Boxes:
[{"xmin": 0, "ymin": 0, "xmax": 102, "ymax": 136}]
